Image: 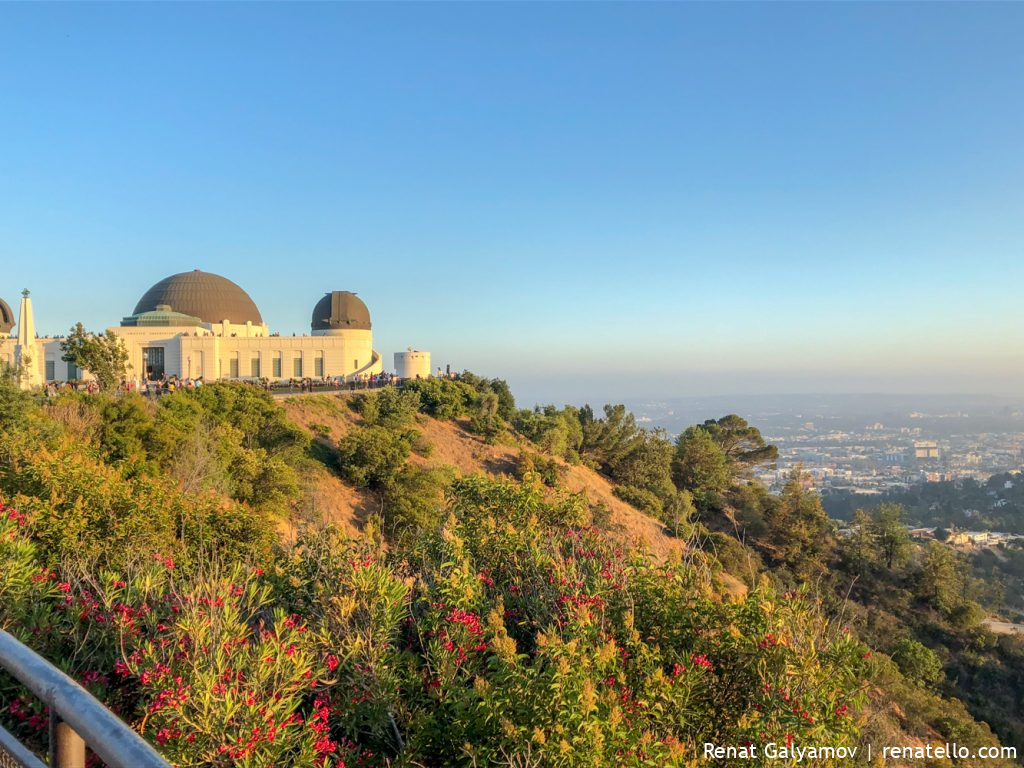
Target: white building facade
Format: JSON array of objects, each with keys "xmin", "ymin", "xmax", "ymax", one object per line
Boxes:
[{"xmin": 1, "ymin": 270, "xmax": 391, "ymax": 386}]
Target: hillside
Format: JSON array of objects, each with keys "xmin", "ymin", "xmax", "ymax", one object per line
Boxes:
[
  {"xmin": 1, "ymin": 375, "xmax": 1019, "ymax": 767},
  {"xmin": 281, "ymin": 393, "xmax": 689, "ymax": 565}
]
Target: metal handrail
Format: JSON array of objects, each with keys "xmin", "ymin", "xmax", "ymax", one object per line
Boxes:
[
  {"xmin": 0, "ymin": 722, "xmax": 46, "ymax": 768},
  {"xmin": 0, "ymin": 629, "xmax": 169, "ymax": 768}
]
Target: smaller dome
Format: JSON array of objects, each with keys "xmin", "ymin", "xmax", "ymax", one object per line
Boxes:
[
  {"xmin": 311, "ymin": 291, "xmax": 371, "ymax": 334},
  {"xmin": 0, "ymin": 297, "xmax": 14, "ymax": 334}
]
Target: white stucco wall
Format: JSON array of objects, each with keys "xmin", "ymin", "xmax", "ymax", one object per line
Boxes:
[
  {"xmin": 106, "ymin": 326, "xmax": 381, "ymax": 381},
  {"xmin": 394, "ymin": 350, "xmax": 431, "ymax": 380}
]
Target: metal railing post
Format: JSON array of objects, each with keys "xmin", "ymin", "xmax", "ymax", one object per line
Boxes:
[{"xmin": 53, "ymin": 722, "xmax": 85, "ymax": 768}]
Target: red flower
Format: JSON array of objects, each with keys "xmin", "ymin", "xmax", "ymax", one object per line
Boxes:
[{"xmin": 690, "ymin": 653, "xmax": 714, "ymax": 672}]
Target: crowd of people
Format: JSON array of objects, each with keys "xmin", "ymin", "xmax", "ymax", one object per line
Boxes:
[{"xmin": 42, "ymin": 370, "xmax": 410, "ymax": 397}]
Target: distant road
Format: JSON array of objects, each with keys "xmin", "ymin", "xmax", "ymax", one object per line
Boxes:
[{"xmin": 985, "ymin": 620, "xmax": 1024, "ymax": 635}]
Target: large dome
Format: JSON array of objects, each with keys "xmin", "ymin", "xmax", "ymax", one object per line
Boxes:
[
  {"xmin": 0, "ymin": 296, "xmax": 13, "ymax": 334},
  {"xmin": 311, "ymin": 291, "xmax": 371, "ymax": 333},
  {"xmin": 133, "ymin": 270, "xmax": 263, "ymax": 325}
]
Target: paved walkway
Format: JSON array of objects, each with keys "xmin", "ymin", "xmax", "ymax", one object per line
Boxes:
[{"xmin": 269, "ymin": 386, "xmax": 390, "ymax": 399}]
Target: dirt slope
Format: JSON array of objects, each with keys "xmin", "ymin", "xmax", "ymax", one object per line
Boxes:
[{"xmin": 280, "ymin": 393, "xmax": 691, "ymax": 564}]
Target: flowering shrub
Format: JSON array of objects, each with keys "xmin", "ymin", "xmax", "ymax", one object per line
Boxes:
[
  {"xmin": 1, "ymin": 476, "xmax": 870, "ymax": 767},
  {"xmin": 0, "ymin": 501, "xmax": 59, "ymax": 630},
  {"xmin": 0, "ymin": 503, "xmax": 370, "ymax": 767},
  {"xmin": 125, "ymin": 567, "xmax": 339, "ymax": 766},
  {"xmin": 387, "ymin": 476, "xmax": 867, "ymax": 766},
  {"xmin": 274, "ymin": 527, "xmax": 412, "ymax": 754}
]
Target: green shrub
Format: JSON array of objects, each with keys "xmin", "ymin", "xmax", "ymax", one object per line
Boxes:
[
  {"xmin": 353, "ymin": 387, "xmax": 422, "ymax": 429},
  {"xmin": 336, "ymin": 426, "xmax": 414, "ymax": 488},
  {"xmin": 0, "ymin": 367, "xmax": 34, "ymax": 432},
  {"xmin": 400, "ymin": 378, "xmax": 477, "ymax": 420},
  {"xmin": 516, "ymin": 452, "xmax": 563, "ymax": 487},
  {"xmin": 382, "ymin": 465, "xmax": 454, "ymax": 540},
  {"xmin": 0, "ymin": 430, "xmax": 274, "ymax": 570},
  {"xmin": 468, "ymin": 391, "xmax": 503, "ymax": 441},
  {"xmin": 892, "ymin": 638, "xmax": 944, "ymax": 687},
  {"xmin": 513, "ymin": 405, "xmax": 584, "ymax": 460},
  {"xmin": 613, "ymin": 484, "xmax": 664, "ymax": 517}
]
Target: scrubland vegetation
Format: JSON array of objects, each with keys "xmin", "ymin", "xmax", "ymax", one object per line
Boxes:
[{"xmin": 1, "ymin": 369, "xmax": 1020, "ymax": 766}]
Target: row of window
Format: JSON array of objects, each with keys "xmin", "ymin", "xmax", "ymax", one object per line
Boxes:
[{"xmin": 240, "ymin": 355, "xmax": 351, "ymax": 378}]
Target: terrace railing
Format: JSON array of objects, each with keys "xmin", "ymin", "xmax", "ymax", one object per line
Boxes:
[{"xmin": 0, "ymin": 629, "xmax": 169, "ymax": 768}]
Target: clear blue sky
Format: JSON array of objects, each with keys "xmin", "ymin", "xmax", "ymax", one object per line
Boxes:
[{"xmin": 1, "ymin": 3, "xmax": 1021, "ymax": 404}]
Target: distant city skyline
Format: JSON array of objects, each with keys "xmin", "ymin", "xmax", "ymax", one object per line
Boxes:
[{"xmin": 2, "ymin": 3, "xmax": 1022, "ymax": 404}]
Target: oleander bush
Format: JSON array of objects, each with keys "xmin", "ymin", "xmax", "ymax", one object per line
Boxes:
[{"xmin": 0, "ymin": 473, "xmax": 873, "ymax": 767}]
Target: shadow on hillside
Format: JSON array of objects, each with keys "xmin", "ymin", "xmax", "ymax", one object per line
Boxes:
[
  {"xmin": 308, "ymin": 436, "xmax": 339, "ymax": 470},
  {"xmin": 483, "ymin": 455, "xmax": 517, "ymax": 477}
]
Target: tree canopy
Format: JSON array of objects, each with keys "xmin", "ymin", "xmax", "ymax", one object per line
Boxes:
[
  {"xmin": 60, "ymin": 323, "xmax": 130, "ymax": 390},
  {"xmin": 692, "ymin": 414, "xmax": 779, "ymax": 469}
]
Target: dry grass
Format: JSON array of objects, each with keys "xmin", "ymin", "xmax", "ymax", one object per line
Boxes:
[
  {"xmin": 280, "ymin": 393, "xmax": 360, "ymax": 437},
  {"xmin": 279, "ymin": 395, "xmax": 703, "ymax": 571}
]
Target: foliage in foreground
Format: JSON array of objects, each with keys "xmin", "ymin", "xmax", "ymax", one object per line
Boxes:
[
  {"xmin": 1, "ymin": 472, "xmax": 869, "ymax": 767},
  {"xmin": 0, "ymin": 375, "xmax": 1016, "ymax": 766}
]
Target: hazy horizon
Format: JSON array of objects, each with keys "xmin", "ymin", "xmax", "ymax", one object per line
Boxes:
[{"xmin": 2, "ymin": 3, "xmax": 1022, "ymax": 400}]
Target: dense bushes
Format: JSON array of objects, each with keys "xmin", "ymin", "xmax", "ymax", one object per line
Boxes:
[
  {"xmin": 1, "ymin": 381, "xmax": 1018, "ymax": 766},
  {"xmin": 395, "ymin": 374, "xmax": 515, "ymax": 443},
  {"xmin": 0, "ymin": 429, "xmax": 273, "ymax": 571},
  {"xmin": 515, "ymin": 451, "xmax": 564, "ymax": 487},
  {"xmin": 335, "ymin": 423, "xmax": 452, "ymax": 541},
  {"xmin": 401, "ymin": 475, "xmax": 868, "ymax": 765},
  {"xmin": 513, "ymin": 405, "xmax": 583, "ymax": 460},
  {"xmin": 336, "ymin": 426, "xmax": 414, "ymax": 488},
  {"xmin": 399, "ymin": 378, "xmax": 477, "ymax": 420},
  {"xmin": 38, "ymin": 383, "xmax": 310, "ymax": 517},
  {"xmin": 350, "ymin": 387, "xmax": 421, "ymax": 429},
  {"xmin": 2, "ymin": 475, "xmax": 876, "ymax": 766}
]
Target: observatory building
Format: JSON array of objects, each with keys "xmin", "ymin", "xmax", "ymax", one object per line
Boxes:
[{"xmin": 0, "ymin": 270, "xmax": 434, "ymax": 387}]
